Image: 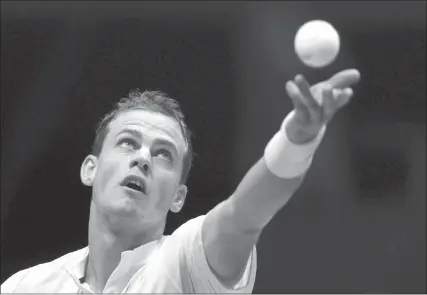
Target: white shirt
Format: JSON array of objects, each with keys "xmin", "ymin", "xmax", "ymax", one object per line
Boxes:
[{"xmin": 1, "ymin": 215, "xmax": 257, "ymax": 293}]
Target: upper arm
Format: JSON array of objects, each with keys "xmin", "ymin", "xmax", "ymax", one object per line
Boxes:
[
  {"xmin": 168, "ymin": 215, "xmax": 256, "ymax": 293},
  {"xmin": 202, "ymin": 200, "xmax": 260, "ymax": 286},
  {"xmin": 1, "ymin": 269, "xmax": 29, "ymax": 293}
]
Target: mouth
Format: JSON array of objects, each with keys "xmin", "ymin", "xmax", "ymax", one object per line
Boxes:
[{"xmin": 120, "ymin": 175, "xmax": 147, "ymax": 195}]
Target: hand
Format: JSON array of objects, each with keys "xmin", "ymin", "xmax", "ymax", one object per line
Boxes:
[{"xmin": 285, "ymin": 69, "xmax": 361, "ymax": 144}]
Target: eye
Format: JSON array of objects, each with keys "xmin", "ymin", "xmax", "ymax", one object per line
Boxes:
[
  {"xmin": 118, "ymin": 138, "xmax": 139, "ymax": 150},
  {"xmin": 155, "ymin": 149, "xmax": 173, "ymax": 161}
]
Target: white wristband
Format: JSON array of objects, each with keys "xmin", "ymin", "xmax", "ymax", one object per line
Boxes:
[{"xmin": 264, "ymin": 110, "xmax": 326, "ymax": 178}]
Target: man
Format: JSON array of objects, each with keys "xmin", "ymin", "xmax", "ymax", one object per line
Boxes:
[{"xmin": 1, "ymin": 69, "xmax": 360, "ymax": 293}]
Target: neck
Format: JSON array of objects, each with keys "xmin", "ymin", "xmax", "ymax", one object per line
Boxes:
[{"xmin": 85, "ymin": 201, "xmax": 165, "ymax": 292}]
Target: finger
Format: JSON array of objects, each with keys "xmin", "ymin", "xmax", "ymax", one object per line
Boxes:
[
  {"xmin": 332, "ymin": 88, "xmax": 342, "ymax": 99},
  {"xmin": 322, "ymin": 84, "xmax": 335, "ymax": 120},
  {"xmin": 294, "ymin": 75, "xmax": 319, "ymax": 109},
  {"xmin": 324, "ymin": 88, "xmax": 353, "ymax": 120},
  {"xmin": 327, "ymin": 69, "xmax": 361, "ymax": 89},
  {"xmin": 285, "ymin": 80, "xmax": 305, "ymax": 110},
  {"xmin": 334, "ymin": 88, "xmax": 353, "ymax": 109}
]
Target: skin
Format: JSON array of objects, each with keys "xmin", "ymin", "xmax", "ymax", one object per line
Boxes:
[
  {"xmin": 202, "ymin": 69, "xmax": 361, "ymax": 286},
  {"xmin": 79, "ymin": 68, "xmax": 360, "ymax": 292},
  {"xmin": 80, "ymin": 109, "xmax": 188, "ymax": 292}
]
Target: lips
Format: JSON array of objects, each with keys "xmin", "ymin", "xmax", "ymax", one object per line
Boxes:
[{"xmin": 120, "ymin": 175, "xmax": 147, "ymax": 195}]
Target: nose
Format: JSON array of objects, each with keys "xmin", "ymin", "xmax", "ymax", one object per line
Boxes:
[{"xmin": 130, "ymin": 148, "xmax": 151, "ymax": 175}]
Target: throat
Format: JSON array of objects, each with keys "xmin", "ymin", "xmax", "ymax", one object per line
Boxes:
[{"xmin": 85, "ymin": 251, "xmax": 120, "ymax": 293}]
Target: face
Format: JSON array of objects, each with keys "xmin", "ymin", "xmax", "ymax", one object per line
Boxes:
[{"xmin": 81, "ymin": 109, "xmax": 188, "ymax": 230}]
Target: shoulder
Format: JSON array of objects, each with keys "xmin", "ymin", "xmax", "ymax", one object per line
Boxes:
[
  {"xmin": 154, "ymin": 215, "xmax": 206, "ymax": 258},
  {"xmin": 171, "ymin": 215, "xmax": 206, "ymax": 240},
  {"xmin": 157, "ymin": 215, "xmax": 257, "ymax": 293},
  {"xmin": 144, "ymin": 217, "xmax": 206, "ymax": 268},
  {"xmin": 1, "ymin": 247, "xmax": 87, "ymax": 293},
  {"xmin": 1, "ymin": 268, "xmax": 30, "ymax": 293},
  {"xmin": 128, "ymin": 216, "xmax": 206, "ymax": 293}
]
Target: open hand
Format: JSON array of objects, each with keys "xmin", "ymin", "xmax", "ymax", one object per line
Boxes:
[{"xmin": 285, "ymin": 69, "xmax": 361, "ymax": 144}]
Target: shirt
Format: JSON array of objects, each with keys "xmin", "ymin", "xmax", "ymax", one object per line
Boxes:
[{"xmin": 1, "ymin": 215, "xmax": 257, "ymax": 293}]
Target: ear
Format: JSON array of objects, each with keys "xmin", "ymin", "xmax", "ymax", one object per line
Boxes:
[
  {"xmin": 170, "ymin": 184, "xmax": 188, "ymax": 213},
  {"xmin": 80, "ymin": 155, "xmax": 98, "ymax": 186}
]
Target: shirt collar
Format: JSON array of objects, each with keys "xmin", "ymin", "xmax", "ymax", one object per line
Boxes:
[
  {"xmin": 65, "ymin": 237, "xmax": 164, "ymax": 284},
  {"xmin": 65, "ymin": 247, "xmax": 89, "ymax": 283}
]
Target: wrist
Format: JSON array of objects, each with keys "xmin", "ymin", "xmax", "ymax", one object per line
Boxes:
[
  {"xmin": 285, "ymin": 120, "xmax": 320, "ymax": 144},
  {"xmin": 279, "ymin": 110, "xmax": 326, "ymax": 161},
  {"xmin": 282, "ymin": 110, "xmax": 324, "ymax": 145},
  {"xmin": 264, "ymin": 111, "xmax": 326, "ymax": 178}
]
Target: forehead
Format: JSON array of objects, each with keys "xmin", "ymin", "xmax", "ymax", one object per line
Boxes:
[{"xmin": 108, "ymin": 109, "xmax": 187, "ymax": 151}]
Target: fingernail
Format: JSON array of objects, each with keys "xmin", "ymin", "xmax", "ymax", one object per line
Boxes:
[
  {"xmin": 286, "ymin": 81, "xmax": 297, "ymax": 93},
  {"xmin": 286, "ymin": 81, "xmax": 294, "ymax": 91}
]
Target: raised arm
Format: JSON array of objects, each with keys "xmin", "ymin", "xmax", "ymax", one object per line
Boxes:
[{"xmin": 202, "ymin": 69, "xmax": 361, "ymax": 286}]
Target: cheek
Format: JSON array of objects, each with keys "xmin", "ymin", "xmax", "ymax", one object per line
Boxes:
[
  {"xmin": 96, "ymin": 160, "xmax": 119, "ymax": 195},
  {"xmin": 154, "ymin": 172, "xmax": 179, "ymax": 210}
]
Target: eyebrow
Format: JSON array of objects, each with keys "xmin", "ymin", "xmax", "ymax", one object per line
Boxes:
[
  {"xmin": 117, "ymin": 128, "xmax": 179, "ymax": 155},
  {"xmin": 117, "ymin": 128, "xmax": 143, "ymax": 140}
]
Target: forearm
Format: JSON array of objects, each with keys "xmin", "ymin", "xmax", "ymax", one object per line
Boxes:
[
  {"xmin": 227, "ymin": 111, "xmax": 324, "ymax": 233},
  {"xmin": 202, "ymin": 143, "xmax": 311, "ymax": 284},
  {"xmin": 228, "ymin": 156, "xmax": 306, "ymax": 233},
  {"xmin": 202, "ymin": 69, "xmax": 359, "ymax": 286}
]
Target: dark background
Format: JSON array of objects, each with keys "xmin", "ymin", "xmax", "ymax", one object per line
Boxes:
[{"xmin": 1, "ymin": 1, "xmax": 425, "ymax": 293}]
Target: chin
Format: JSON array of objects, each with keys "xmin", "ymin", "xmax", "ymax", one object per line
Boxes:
[
  {"xmin": 96, "ymin": 197, "xmax": 140, "ymax": 217},
  {"xmin": 116, "ymin": 198, "xmax": 145, "ymax": 214},
  {"xmin": 109, "ymin": 206, "xmax": 146, "ymax": 227}
]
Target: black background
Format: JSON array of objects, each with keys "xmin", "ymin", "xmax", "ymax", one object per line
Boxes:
[{"xmin": 1, "ymin": 1, "xmax": 426, "ymax": 293}]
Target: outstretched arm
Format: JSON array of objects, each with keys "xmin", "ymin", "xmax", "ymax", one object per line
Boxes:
[{"xmin": 202, "ymin": 69, "xmax": 361, "ymax": 286}]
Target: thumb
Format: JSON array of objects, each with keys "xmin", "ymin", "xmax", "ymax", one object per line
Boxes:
[{"xmin": 328, "ymin": 69, "xmax": 361, "ymax": 89}]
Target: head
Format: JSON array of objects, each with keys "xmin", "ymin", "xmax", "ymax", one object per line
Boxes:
[{"xmin": 80, "ymin": 90, "xmax": 193, "ymax": 233}]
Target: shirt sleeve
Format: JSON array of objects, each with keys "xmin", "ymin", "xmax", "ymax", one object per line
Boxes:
[
  {"xmin": 1, "ymin": 269, "xmax": 30, "ymax": 293},
  {"xmin": 173, "ymin": 215, "xmax": 257, "ymax": 293}
]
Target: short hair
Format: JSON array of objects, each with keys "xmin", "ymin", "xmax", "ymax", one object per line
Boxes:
[{"xmin": 91, "ymin": 89, "xmax": 193, "ymax": 184}]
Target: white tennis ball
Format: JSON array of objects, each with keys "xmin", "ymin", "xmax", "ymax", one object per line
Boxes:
[{"xmin": 294, "ymin": 20, "xmax": 340, "ymax": 68}]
